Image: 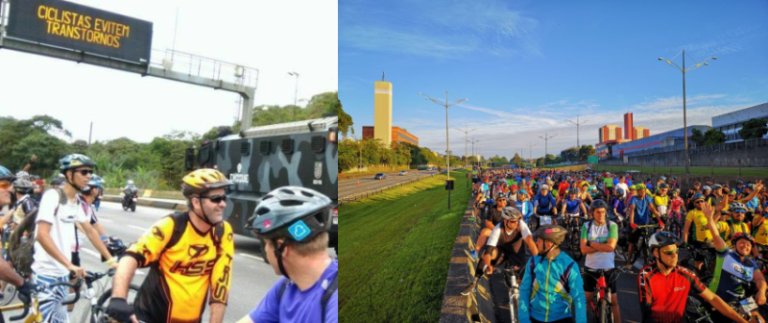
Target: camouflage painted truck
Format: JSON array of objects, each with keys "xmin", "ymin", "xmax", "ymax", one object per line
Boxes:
[{"xmin": 190, "ymin": 116, "xmax": 339, "ymax": 254}]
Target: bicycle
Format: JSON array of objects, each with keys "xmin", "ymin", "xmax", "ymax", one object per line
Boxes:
[
  {"xmin": 680, "ymin": 243, "xmax": 717, "ymax": 285},
  {"xmin": 626, "ymin": 224, "xmax": 659, "ymax": 269},
  {"xmin": 0, "ymin": 280, "xmax": 81, "ymax": 323},
  {"xmin": 76, "ymin": 269, "xmax": 141, "ymax": 323},
  {"xmin": 582, "ymin": 267, "xmax": 621, "ymax": 323},
  {"xmin": 563, "ymin": 213, "xmax": 586, "ymax": 261},
  {"xmin": 495, "ymin": 262, "xmax": 525, "ymax": 323}
]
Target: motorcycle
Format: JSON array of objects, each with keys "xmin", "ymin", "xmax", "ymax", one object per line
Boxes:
[{"xmin": 122, "ymin": 190, "xmax": 137, "ymax": 212}]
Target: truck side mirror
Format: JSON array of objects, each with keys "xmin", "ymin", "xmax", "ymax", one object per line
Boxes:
[{"xmin": 185, "ymin": 147, "xmax": 196, "ymax": 171}]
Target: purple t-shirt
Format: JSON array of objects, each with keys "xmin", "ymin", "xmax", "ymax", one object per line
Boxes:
[{"xmin": 249, "ymin": 259, "xmax": 338, "ymax": 323}]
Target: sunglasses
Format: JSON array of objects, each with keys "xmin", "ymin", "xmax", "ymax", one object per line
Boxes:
[
  {"xmin": 202, "ymin": 194, "xmax": 227, "ymax": 204},
  {"xmin": 695, "ymin": 200, "xmax": 705, "ymax": 204},
  {"xmin": 77, "ymin": 169, "xmax": 94, "ymax": 176},
  {"xmin": 0, "ymin": 181, "xmax": 10, "ymax": 190},
  {"xmin": 733, "ymin": 210, "xmax": 746, "ymax": 214},
  {"xmin": 660, "ymin": 248, "xmax": 679, "ymax": 256}
]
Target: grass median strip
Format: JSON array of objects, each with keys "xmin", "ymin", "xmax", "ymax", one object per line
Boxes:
[{"xmin": 339, "ymin": 171, "xmax": 471, "ymax": 322}]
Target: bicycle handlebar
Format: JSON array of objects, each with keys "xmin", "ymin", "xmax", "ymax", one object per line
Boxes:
[{"xmin": 10, "ymin": 281, "xmax": 82, "ymax": 321}]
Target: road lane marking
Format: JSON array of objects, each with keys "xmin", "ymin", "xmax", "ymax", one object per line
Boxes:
[
  {"xmin": 239, "ymin": 253, "xmax": 264, "ymax": 262},
  {"xmin": 98, "ymin": 219, "xmax": 114, "ymax": 223},
  {"xmin": 128, "ymin": 225, "xmax": 147, "ymax": 232}
]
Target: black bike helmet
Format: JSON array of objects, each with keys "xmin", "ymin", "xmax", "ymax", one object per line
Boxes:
[
  {"xmin": 591, "ymin": 199, "xmax": 609, "ymax": 211},
  {"xmin": 247, "ymin": 186, "xmax": 333, "ymax": 278},
  {"xmin": 649, "ymin": 232, "xmax": 680, "ymax": 251},
  {"xmin": 534, "ymin": 225, "xmax": 567, "ymax": 245}
]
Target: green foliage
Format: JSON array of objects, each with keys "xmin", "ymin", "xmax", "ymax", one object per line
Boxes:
[
  {"xmin": 739, "ymin": 118, "xmax": 768, "ymax": 140},
  {"xmin": 536, "ymin": 157, "xmax": 545, "ymax": 166},
  {"xmin": 578, "ymin": 145, "xmax": 595, "ymax": 161},
  {"xmin": 704, "ymin": 129, "xmax": 726, "ymax": 145},
  {"xmin": 691, "ymin": 128, "xmax": 706, "ymax": 147}
]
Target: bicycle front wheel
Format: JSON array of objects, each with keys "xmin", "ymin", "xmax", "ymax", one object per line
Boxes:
[
  {"xmin": 598, "ymin": 298, "xmax": 611, "ymax": 323},
  {"xmin": 82, "ymin": 284, "xmax": 140, "ymax": 323}
]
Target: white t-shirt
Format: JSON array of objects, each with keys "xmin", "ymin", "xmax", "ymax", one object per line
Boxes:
[
  {"xmin": 616, "ymin": 183, "xmax": 629, "ymax": 199},
  {"xmin": 32, "ymin": 189, "xmax": 89, "ymax": 277},
  {"xmin": 582, "ymin": 220, "xmax": 619, "ymax": 270},
  {"xmin": 487, "ymin": 221, "xmax": 532, "ymax": 247}
]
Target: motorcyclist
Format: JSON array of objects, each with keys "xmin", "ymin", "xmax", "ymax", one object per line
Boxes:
[{"xmin": 122, "ymin": 180, "xmax": 138, "ymax": 208}]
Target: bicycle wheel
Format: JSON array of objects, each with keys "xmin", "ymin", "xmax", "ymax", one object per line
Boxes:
[
  {"xmin": 598, "ymin": 298, "xmax": 611, "ymax": 323},
  {"xmin": 0, "ymin": 282, "xmax": 17, "ymax": 306},
  {"xmin": 571, "ymin": 222, "xmax": 583, "ymax": 261},
  {"xmin": 82, "ymin": 284, "xmax": 141, "ymax": 323}
]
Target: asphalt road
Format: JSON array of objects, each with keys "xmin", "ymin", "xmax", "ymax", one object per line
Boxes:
[
  {"xmin": 338, "ymin": 170, "xmax": 439, "ymax": 198},
  {"xmin": 1, "ymin": 201, "xmax": 336, "ymax": 323}
]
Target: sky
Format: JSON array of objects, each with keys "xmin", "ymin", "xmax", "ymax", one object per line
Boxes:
[
  {"xmin": 339, "ymin": 0, "xmax": 768, "ymax": 161},
  {"xmin": 0, "ymin": 0, "xmax": 337, "ymax": 143}
]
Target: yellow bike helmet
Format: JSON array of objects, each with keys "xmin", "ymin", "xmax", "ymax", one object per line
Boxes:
[{"xmin": 182, "ymin": 169, "xmax": 232, "ymax": 198}]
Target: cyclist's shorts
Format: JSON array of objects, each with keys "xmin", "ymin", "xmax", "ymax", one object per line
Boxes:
[
  {"xmin": 33, "ymin": 273, "xmax": 70, "ymax": 323},
  {"xmin": 583, "ymin": 267, "xmax": 617, "ymax": 294}
]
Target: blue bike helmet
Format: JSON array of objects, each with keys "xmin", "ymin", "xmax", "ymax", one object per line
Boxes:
[{"xmin": 0, "ymin": 165, "xmax": 16, "ymax": 182}]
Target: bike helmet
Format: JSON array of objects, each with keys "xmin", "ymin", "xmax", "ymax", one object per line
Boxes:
[
  {"xmin": 730, "ymin": 202, "xmax": 747, "ymax": 212},
  {"xmin": 591, "ymin": 199, "xmax": 609, "ymax": 211},
  {"xmin": 181, "ymin": 169, "xmax": 232, "ymax": 198},
  {"xmin": 615, "ymin": 188, "xmax": 625, "ymax": 195},
  {"xmin": 659, "ymin": 176, "xmax": 667, "ymax": 181},
  {"xmin": 568, "ymin": 187, "xmax": 579, "ymax": 195},
  {"xmin": 648, "ymin": 231, "xmax": 680, "ymax": 251},
  {"xmin": 15, "ymin": 171, "xmax": 29, "ymax": 181},
  {"xmin": 59, "ymin": 154, "xmax": 96, "ymax": 172},
  {"xmin": 658, "ymin": 183, "xmax": 669, "ymax": 189},
  {"xmin": 0, "ymin": 165, "xmax": 16, "ymax": 182},
  {"xmin": 702, "ymin": 186, "xmax": 712, "ymax": 192},
  {"xmin": 731, "ymin": 232, "xmax": 755, "ymax": 247},
  {"xmin": 712, "ymin": 184, "xmax": 723, "ymax": 190},
  {"xmin": 672, "ymin": 188, "xmax": 681, "ymax": 195},
  {"xmin": 736, "ymin": 181, "xmax": 744, "ymax": 185},
  {"xmin": 501, "ymin": 207, "xmax": 522, "ymax": 221},
  {"xmin": 517, "ymin": 190, "xmax": 529, "ymax": 196},
  {"xmin": 540, "ymin": 184, "xmax": 549, "ymax": 191},
  {"xmin": 534, "ymin": 225, "xmax": 567, "ymax": 245},
  {"xmin": 50, "ymin": 178, "xmax": 63, "ymax": 186},
  {"xmin": 692, "ymin": 193, "xmax": 706, "ymax": 202},
  {"xmin": 495, "ymin": 192, "xmax": 507, "ymax": 200},
  {"xmin": 247, "ymin": 186, "xmax": 333, "ymax": 279},
  {"xmin": 728, "ymin": 190, "xmax": 737, "ymax": 196},
  {"xmin": 12, "ymin": 179, "xmax": 34, "ymax": 195}
]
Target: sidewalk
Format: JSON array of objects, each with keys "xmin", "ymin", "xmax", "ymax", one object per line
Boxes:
[{"xmin": 102, "ymin": 194, "xmax": 187, "ymax": 212}]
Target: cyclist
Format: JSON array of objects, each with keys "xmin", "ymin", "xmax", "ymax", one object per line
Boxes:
[
  {"xmin": 615, "ymin": 176, "xmax": 629, "ymax": 199},
  {"xmin": 668, "ymin": 188, "xmax": 687, "ymax": 238},
  {"xmin": 0, "ymin": 178, "xmax": 38, "ymax": 296},
  {"xmin": 462, "ymin": 207, "xmax": 538, "ymax": 296},
  {"xmin": 533, "ymin": 185, "xmax": 558, "ymax": 228},
  {"xmin": 715, "ymin": 202, "xmax": 751, "ymax": 248},
  {"xmin": 469, "ymin": 192, "xmax": 508, "ymax": 259},
  {"xmin": 107, "ymin": 169, "xmax": 235, "ymax": 323},
  {"xmin": 638, "ymin": 230, "xmax": 757, "ymax": 323},
  {"xmin": 577, "ymin": 182, "xmax": 593, "ymax": 206},
  {"xmin": 709, "ymin": 184, "xmax": 726, "ymax": 210},
  {"xmin": 519, "ymin": 224, "xmax": 586, "ymax": 323},
  {"xmin": 683, "ymin": 193, "xmax": 717, "ymax": 272},
  {"xmin": 32, "ymin": 154, "xmax": 116, "ymax": 323},
  {"xmin": 237, "ymin": 186, "xmax": 338, "ymax": 323},
  {"xmin": 559, "ymin": 187, "xmax": 587, "ymax": 227},
  {"xmin": 627, "ymin": 184, "xmax": 662, "ymax": 268},
  {"xmin": 653, "ymin": 183, "xmax": 670, "ymax": 221},
  {"xmin": 703, "ymin": 201, "xmax": 767, "ymax": 323},
  {"xmin": 516, "ymin": 190, "xmax": 535, "ymax": 225},
  {"xmin": 508, "ymin": 184, "xmax": 519, "ymax": 203},
  {"xmin": 580, "ymin": 199, "xmax": 621, "ymax": 323}
]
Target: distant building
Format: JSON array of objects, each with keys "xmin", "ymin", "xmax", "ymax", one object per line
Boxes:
[
  {"xmin": 374, "ymin": 81, "xmax": 393, "ymax": 144},
  {"xmin": 598, "ymin": 125, "xmax": 623, "ymax": 143},
  {"xmin": 633, "ymin": 127, "xmax": 650, "ymax": 140},
  {"xmin": 711, "ymin": 102, "xmax": 768, "ymax": 142},
  {"xmin": 624, "ymin": 113, "xmax": 634, "ymax": 140},
  {"xmin": 362, "ymin": 126, "xmax": 419, "ymax": 146},
  {"xmin": 610, "ymin": 125, "xmax": 710, "ymax": 158}
]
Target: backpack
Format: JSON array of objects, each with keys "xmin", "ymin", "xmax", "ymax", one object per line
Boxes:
[
  {"xmin": 277, "ymin": 271, "xmax": 338, "ymax": 323},
  {"xmin": 9, "ymin": 188, "xmax": 68, "ymax": 275}
]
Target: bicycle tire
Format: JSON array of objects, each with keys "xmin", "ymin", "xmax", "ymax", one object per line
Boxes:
[
  {"xmin": 571, "ymin": 220, "xmax": 583, "ymax": 261},
  {"xmin": 598, "ymin": 298, "xmax": 611, "ymax": 323},
  {"xmin": 0, "ymin": 283, "xmax": 17, "ymax": 306},
  {"xmin": 82, "ymin": 284, "xmax": 140, "ymax": 323}
]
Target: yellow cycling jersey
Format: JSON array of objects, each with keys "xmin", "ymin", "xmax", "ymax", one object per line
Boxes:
[
  {"xmin": 686, "ymin": 209, "xmax": 714, "ymax": 243},
  {"xmin": 126, "ymin": 213, "xmax": 234, "ymax": 323},
  {"xmin": 717, "ymin": 220, "xmax": 750, "ymax": 247},
  {"xmin": 652, "ymin": 195, "xmax": 668, "ymax": 207},
  {"xmin": 755, "ymin": 218, "xmax": 768, "ymax": 245}
]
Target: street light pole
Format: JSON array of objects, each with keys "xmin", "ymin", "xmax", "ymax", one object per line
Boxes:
[
  {"xmin": 419, "ymin": 91, "xmax": 468, "ymax": 210},
  {"xmin": 456, "ymin": 125, "xmax": 477, "ymax": 169},
  {"xmin": 565, "ymin": 115, "xmax": 589, "ymax": 148},
  {"xmin": 659, "ymin": 51, "xmax": 717, "ymax": 175},
  {"xmin": 288, "ymin": 72, "xmax": 299, "ymax": 121},
  {"xmin": 525, "ymin": 143, "xmax": 536, "ymax": 161},
  {"xmin": 470, "ymin": 138, "xmax": 480, "ymax": 168},
  {"xmin": 538, "ymin": 133, "xmax": 556, "ymax": 164}
]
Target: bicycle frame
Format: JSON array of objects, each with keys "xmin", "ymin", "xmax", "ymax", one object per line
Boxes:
[
  {"xmin": 499, "ymin": 264, "xmax": 525, "ymax": 323},
  {"xmin": 0, "ymin": 281, "xmax": 80, "ymax": 323},
  {"xmin": 584, "ymin": 268, "xmax": 621, "ymax": 323}
]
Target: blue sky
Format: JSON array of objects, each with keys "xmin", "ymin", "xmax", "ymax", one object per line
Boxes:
[{"xmin": 339, "ymin": 0, "xmax": 768, "ymax": 160}]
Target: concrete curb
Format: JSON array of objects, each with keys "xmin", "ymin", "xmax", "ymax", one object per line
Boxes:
[
  {"xmin": 102, "ymin": 195, "xmax": 187, "ymax": 212},
  {"xmin": 439, "ymin": 198, "xmax": 498, "ymax": 323}
]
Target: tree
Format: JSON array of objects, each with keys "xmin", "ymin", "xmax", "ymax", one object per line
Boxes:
[
  {"xmin": 536, "ymin": 157, "xmax": 545, "ymax": 167},
  {"xmin": 691, "ymin": 128, "xmax": 706, "ymax": 147},
  {"xmin": 704, "ymin": 129, "xmax": 726, "ymax": 146},
  {"xmin": 511, "ymin": 153, "xmax": 523, "ymax": 163},
  {"xmin": 739, "ymin": 118, "xmax": 768, "ymax": 140},
  {"xmin": 70, "ymin": 140, "xmax": 89, "ymax": 155},
  {"xmin": 578, "ymin": 145, "xmax": 595, "ymax": 161}
]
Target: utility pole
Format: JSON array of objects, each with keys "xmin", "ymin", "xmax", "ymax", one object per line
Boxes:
[
  {"xmin": 565, "ymin": 115, "xmax": 590, "ymax": 148},
  {"xmin": 419, "ymin": 91, "xmax": 468, "ymax": 210},
  {"xmin": 525, "ymin": 143, "xmax": 536, "ymax": 161},
  {"xmin": 288, "ymin": 72, "xmax": 299, "ymax": 121},
  {"xmin": 455, "ymin": 125, "xmax": 477, "ymax": 168},
  {"xmin": 538, "ymin": 133, "xmax": 556, "ymax": 164},
  {"xmin": 470, "ymin": 138, "xmax": 480, "ymax": 168}
]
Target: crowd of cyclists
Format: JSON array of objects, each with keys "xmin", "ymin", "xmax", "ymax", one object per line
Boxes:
[
  {"xmin": 465, "ymin": 166, "xmax": 768, "ymax": 323},
  {"xmin": 0, "ymin": 153, "xmax": 337, "ymax": 323}
]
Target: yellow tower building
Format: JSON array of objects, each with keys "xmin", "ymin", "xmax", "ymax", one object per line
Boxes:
[{"xmin": 374, "ymin": 81, "xmax": 393, "ymax": 145}]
